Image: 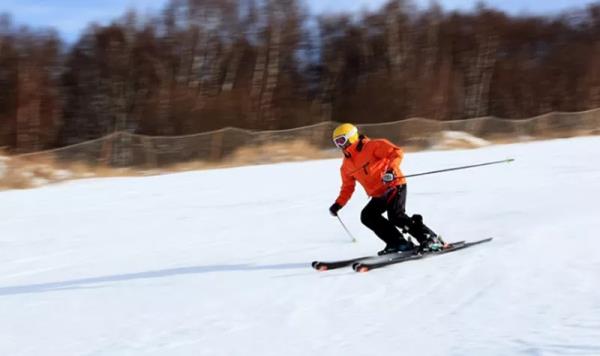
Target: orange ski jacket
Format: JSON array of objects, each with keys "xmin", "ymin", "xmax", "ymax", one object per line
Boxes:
[{"xmin": 335, "ymin": 136, "xmax": 406, "ymax": 207}]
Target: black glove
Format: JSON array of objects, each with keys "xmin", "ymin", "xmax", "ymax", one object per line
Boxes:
[
  {"xmin": 329, "ymin": 202, "xmax": 342, "ymax": 216},
  {"xmin": 382, "ymin": 169, "xmax": 395, "ymax": 183}
]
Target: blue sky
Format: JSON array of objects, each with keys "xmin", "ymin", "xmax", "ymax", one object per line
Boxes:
[{"xmin": 1, "ymin": 0, "xmax": 598, "ymax": 42}]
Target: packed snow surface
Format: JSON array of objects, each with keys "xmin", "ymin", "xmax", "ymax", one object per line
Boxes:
[{"xmin": 1, "ymin": 137, "xmax": 600, "ymax": 356}]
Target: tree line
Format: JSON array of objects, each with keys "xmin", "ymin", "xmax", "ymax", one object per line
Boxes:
[{"xmin": 1, "ymin": 0, "xmax": 599, "ymax": 152}]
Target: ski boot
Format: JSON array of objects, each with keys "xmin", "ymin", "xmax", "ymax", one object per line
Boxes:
[
  {"xmin": 377, "ymin": 240, "xmax": 415, "ymax": 256},
  {"xmin": 407, "ymin": 214, "xmax": 446, "ymax": 253},
  {"xmin": 419, "ymin": 234, "xmax": 446, "ymax": 253}
]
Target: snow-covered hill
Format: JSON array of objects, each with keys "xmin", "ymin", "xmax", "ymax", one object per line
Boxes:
[{"xmin": 1, "ymin": 137, "xmax": 599, "ymax": 356}]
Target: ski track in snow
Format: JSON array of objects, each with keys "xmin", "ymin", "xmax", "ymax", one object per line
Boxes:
[{"xmin": 1, "ymin": 137, "xmax": 600, "ymax": 356}]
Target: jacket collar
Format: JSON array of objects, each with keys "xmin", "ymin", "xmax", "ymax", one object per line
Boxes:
[{"xmin": 343, "ymin": 135, "xmax": 368, "ymax": 158}]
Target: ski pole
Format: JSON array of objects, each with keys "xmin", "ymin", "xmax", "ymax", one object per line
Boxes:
[
  {"xmin": 401, "ymin": 158, "xmax": 514, "ymax": 179},
  {"xmin": 336, "ymin": 215, "xmax": 357, "ymax": 243}
]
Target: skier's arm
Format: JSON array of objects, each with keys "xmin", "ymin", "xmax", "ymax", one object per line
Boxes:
[
  {"xmin": 335, "ymin": 169, "xmax": 356, "ymax": 207},
  {"xmin": 373, "ymin": 139, "xmax": 404, "ymax": 170}
]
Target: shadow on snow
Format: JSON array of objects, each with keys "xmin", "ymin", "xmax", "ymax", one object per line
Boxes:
[{"xmin": 0, "ymin": 262, "xmax": 308, "ymax": 296}]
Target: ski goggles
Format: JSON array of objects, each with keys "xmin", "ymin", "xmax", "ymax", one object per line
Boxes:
[{"xmin": 333, "ymin": 135, "xmax": 350, "ymax": 148}]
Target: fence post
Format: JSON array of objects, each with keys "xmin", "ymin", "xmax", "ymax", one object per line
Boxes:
[
  {"xmin": 142, "ymin": 136, "xmax": 157, "ymax": 168},
  {"xmin": 210, "ymin": 129, "xmax": 225, "ymax": 161}
]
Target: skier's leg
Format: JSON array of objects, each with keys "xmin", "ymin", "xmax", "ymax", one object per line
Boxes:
[
  {"xmin": 408, "ymin": 214, "xmax": 445, "ymax": 251},
  {"xmin": 407, "ymin": 214, "xmax": 440, "ymax": 242},
  {"xmin": 360, "ymin": 197, "xmax": 406, "ymax": 248},
  {"xmin": 386, "ymin": 184, "xmax": 413, "ymax": 232},
  {"xmin": 387, "ymin": 185, "xmax": 442, "ymax": 247}
]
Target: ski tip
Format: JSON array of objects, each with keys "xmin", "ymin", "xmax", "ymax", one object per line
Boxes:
[
  {"xmin": 311, "ymin": 262, "xmax": 326, "ymax": 271},
  {"xmin": 352, "ymin": 263, "xmax": 369, "ymax": 272},
  {"xmin": 317, "ymin": 265, "xmax": 328, "ymax": 272}
]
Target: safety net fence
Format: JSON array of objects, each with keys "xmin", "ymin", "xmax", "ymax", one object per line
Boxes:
[{"xmin": 2, "ymin": 108, "xmax": 599, "ymax": 189}]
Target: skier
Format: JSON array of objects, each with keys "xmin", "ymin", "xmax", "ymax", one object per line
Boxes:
[{"xmin": 328, "ymin": 123, "xmax": 445, "ymax": 255}]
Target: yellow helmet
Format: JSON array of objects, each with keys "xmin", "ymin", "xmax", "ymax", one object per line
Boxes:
[{"xmin": 332, "ymin": 123, "xmax": 359, "ymax": 148}]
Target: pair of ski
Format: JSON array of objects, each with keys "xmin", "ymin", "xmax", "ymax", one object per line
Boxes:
[{"xmin": 312, "ymin": 238, "xmax": 492, "ymax": 272}]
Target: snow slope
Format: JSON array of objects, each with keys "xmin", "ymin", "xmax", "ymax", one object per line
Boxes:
[{"xmin": 1, "ymin": 137, "xmax": 600, "ymax": 356}]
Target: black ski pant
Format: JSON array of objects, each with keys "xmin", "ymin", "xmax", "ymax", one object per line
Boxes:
[{"xmin": 360, "ymin": 184, "xmax": 436, "ymax": 246}]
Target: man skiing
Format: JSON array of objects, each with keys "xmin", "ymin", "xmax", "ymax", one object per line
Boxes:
[{"xmin": 328, "ymin": 123, "xmax": 445, "ymax": 255}]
